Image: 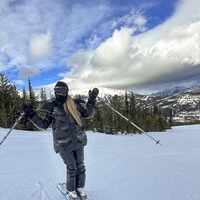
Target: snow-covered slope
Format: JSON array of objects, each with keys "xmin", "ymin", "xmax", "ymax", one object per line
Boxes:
[
  {"xmin": 0, "ymin": 125, "xmax": 200, "ymax": 200},
  {"xmin": 134, "ymin": 88, "xmax": 200, "ymax": 122},
  {"xmin": 153, "ymin": 88, "xmax": 200, "ymax": 122}
]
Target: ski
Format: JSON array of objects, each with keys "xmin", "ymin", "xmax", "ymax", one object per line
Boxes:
[
  {"xmin": 57, "ymin": 183, "xmax": 70, "ymax": 200},
  {"xmin": 57, "ymin": 183, "xmax": 89, "ymax": 200}
]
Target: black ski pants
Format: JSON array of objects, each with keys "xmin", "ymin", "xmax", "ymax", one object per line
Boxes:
[{"xmin": 59, "ymin": 147, "xmax": 86, "ymax": 191}]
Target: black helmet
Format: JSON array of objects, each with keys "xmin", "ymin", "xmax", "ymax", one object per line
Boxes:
[{"xmin": 54, "ymin": 81, "xmax": 69, "ymax": 95}]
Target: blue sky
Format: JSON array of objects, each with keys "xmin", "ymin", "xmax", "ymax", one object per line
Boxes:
[{"xmin": 0, "ymin": 0, "xmax": 200, "ymax": 94}]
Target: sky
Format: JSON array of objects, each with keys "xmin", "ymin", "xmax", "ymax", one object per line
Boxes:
[{"xmin": 0, "ymin": 0, "xmax": 200, "ymax": 95}]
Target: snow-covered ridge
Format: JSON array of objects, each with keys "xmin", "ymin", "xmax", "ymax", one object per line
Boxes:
[
  {"xmin": 152, "ymin": 84, "xmax": 200, "ymax": 97},
  {"xmin": 149, "ymin": 88, "xmax": 200, "ymax": 122},
  {"xmin": 34, "ymin": 84, "xmax": 200, "ymax": 122},
  {"xmin": 69, "ymin": 86, "xmax": 128, "ymax": 97}
]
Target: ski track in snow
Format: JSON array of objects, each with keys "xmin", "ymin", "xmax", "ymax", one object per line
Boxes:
[{"xmin": 0, "ymin": 125, "xmax": 200, "ymax": 200}]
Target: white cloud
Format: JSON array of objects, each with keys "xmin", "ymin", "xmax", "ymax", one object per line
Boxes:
[
  {"xmin": 19, "ymin": 67, "xmax": 40, "ymax": 78},
  {"xmin": 112, "ymin": 8, "xmax": 147, "ymax": 32},
  {"xmin": 12, "ymin": 79, "xmax": 25, "ymax": 85},
  {"xmin": 133, "ymin": 14, "xmax": 147, "ymax": 32},
  {"xmin": 0, "ymin": 0, "xmax": 111, "ymax": 73},
  {"xmin": 1, "ymin": 0, "xmax": 200, "ymax": 94},
  {"xmin": 28, "ymin": 32, "xmax": 52, "ymax": 63},
  {"xmin": 66, "ymin": 27, "xmax": 134, "ymax": 88},
  {"xmin": 90, "ymin": 28, "xmax": 134, "ymax": 69},
  {"xmin": 65, "ymin": 0, "xmax": 200, "ymax": 93}
]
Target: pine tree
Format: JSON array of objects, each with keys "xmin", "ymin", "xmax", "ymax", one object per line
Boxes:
[
  {"xmin": 0, "ymin": 73, "xmax": 22, "ymax": 128},
  {"xmin": 0, "ymin": 73, "xmax": 10, "ymax": 127},
  {"xmin": 95, "ymin": 104, "xmax": 104, "ymax": 132},
  {"xmin": 101, "ymin": 95, "xmax": 114, "ymax": 134},
  {"xmin": 9, "ymin": 85, "xmax": 23, "ymax": 129},
  {"xmin": 28, "ymin": 77, "xmax": 38, "ymax": 107},
  {"xmin": 40, "ymin": 88, "xmax": 47, "ymax": 103},
  {"xmin": 169, "ymin": 106, "xmax": 173, "ymax": 128},
  {"xmin": 24, "ymin": 77, "xmax": 39, "ymax": 130},
  {"xmin": 37, "ymin": 88, "xmax": 48, "ymax": 117},
  {"xmin": 22, "ymin": 87, "xmax": 28, "ymax": 103},
  {"xmin": 129, "ymin": 92, "xmax": 136, "ymax": 118}
]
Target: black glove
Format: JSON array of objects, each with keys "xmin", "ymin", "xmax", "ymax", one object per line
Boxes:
[
  {"xmin": 22, "ymin": 103, "xmax": 34, "ymax": 117},
  {"xmin": 88, "ymin": 88, "xmax": 99, "ymax": 103}
]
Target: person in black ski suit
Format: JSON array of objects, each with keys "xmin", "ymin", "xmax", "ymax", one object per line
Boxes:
[{"xmin": 22, "ymin": 81, "xmax": 99, "ymax": 200}]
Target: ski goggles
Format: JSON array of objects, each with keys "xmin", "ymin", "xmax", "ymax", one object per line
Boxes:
[{"xmin": 54, "ymin": 87, "xmax": 68, "ymax": 95}]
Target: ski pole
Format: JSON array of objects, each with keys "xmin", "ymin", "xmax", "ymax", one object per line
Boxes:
[
  {"xmin": 97, "ymin": 97, "xmax": 162, "ymax": 146},
  {"xmin": 0, "ymin": 112, "xmax": 25, "ymax": 146}
]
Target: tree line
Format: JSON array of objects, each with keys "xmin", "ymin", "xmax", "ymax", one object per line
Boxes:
[
  {"xmin": 82, "ymin": 92, "xmax": 170, "ymax": 134},
  {"xmin": 0, "ymin": 73, "xmax": 170, "ymax": 134},
  {"xmin": 0, "ymin": 73, "xmax": 46, "ymax": 131}
]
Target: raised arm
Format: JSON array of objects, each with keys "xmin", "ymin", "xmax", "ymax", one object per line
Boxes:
[
  {"xmin": 22, "ymin": 103, "xmax": 52, "ymax": 130},
  {"xmin": 76, "ymin": 88, "xmax": 99, "ymax": 118}
]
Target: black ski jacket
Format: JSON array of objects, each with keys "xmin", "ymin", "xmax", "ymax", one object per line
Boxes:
[{"xmin": 29, "ymin": 99, "xmax": 95, "ymax": 153}]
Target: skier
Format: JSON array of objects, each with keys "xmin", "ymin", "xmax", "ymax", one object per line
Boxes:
[{"xmin": 22, "ymin": 81, "xmax": 99, "ymax": 200}]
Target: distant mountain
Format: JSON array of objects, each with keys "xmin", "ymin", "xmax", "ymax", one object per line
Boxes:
[
  {"xmin": 69, "ymin": 86, "xmax": 127, "ymax": 97},
  {"xmin": 39, "ymin": 84, "xmax": 200, "ymax": 123},
  {"xmin": 155, "ymin": 88, "xmax": 200, "ymax": 122},
  {"xmin": 89, "ymin": 85, "xmax": 200, "ymax": 123},
  {"xmin": 137, "ymin": 88, "xmax": 200, "ymax": 122},
  {"xmin": 152, "ymin": 84, "xmax": 200, "ymax": 98},
  {"xmin": 152, "ymin": 86, "xmax": 187, "ymax": 97}
]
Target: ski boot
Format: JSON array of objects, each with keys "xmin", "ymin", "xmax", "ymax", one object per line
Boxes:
[
  {"xmin": 76, "ymin": 188, "xmax": 88, "ymax": 200},
  {"xmin": 66, "ymin": 190, "xmax": 80, "ymax": 200}
]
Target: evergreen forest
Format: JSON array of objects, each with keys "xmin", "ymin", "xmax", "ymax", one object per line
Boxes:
[{"xmin": 0, "ymin": 73, "xmax": 170, "ymax": 134}]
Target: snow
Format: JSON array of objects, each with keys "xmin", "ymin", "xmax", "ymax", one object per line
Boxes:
[{"xmin": 0, "ymin": 125, "xmax": 200, "ymax": 200}]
